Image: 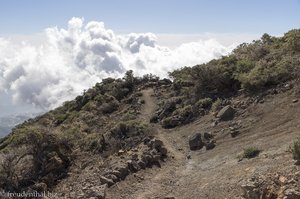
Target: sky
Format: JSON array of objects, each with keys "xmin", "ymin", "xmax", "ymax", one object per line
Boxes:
[
  {"xmin": 0, "ymin": 0, "xmax": 300, "ymax": 35},
  {"xmin": 0, "ymin": 0, "xmax": 300, "ymax": 117}
]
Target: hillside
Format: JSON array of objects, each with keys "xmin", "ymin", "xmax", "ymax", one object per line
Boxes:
[
  {"xmin": 0, "ymin": 114, "xmax": 37, "ymax": 137},
  {"xmin": 1, "ymin": 29, "xmax": 300, "ymax": 198}
]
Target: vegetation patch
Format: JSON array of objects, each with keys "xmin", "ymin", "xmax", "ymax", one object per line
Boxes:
[
  {"xmin": 243, "ymin": 147, "xmax": 261, "ymax": 159},
  {"xmin": 289, "ymin": 137, "xmax": 300, "ymax": 163}
]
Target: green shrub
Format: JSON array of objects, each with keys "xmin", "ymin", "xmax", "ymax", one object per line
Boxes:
[
  {"xmin": 82, "ymin": 101, "xmax": 97, "ymax": 111},
  {"xmin": 102, "ymin": 77, "xmax": 115, "ymax": 84},
  {"xmin": 111, "ymin": 120, "xmax": 147, "ymax": 139},
  {"xmin": 284, "ymin": 29, "xmax": 300, "ymax": 51},
  {"xmin": 0, "ymin": 153, "xmax": 19, "ymax": 191},
  {"xmin": 161, "ymin": 116, "xmax": 180, "ymax": 129},
  {"xmin": 82, "ymin": 134, "xmax": 107, "ymax": 153},
  {"xmin": 173, "ymin": 105, "xmax": 193, "ymax": 118},
  {"xmin": 235, "ymin": 59, "xmax": 255, "ymax": 74},
  {"xmin": 0, "ymin": 126, "xmax": 41, "ymax": 149},
  {"xmin": 100, "ymin": 100, "xmax": 119, "ymax": 114},
  {"xmin": 25, "ymin": 132, "xmax": 72, "ymax": 186},
  {"xmin": 161, "ymin": 105, "xmax": 194, "ymax": 128},
  {"xmin": 55, "ymin": 113, "xmax": 68, "ymax": 125},
  {"xmin": 192, "ymin": 64, "xmax": 236, "ymax": 98},
  {"xmin": 0, "ymin": 131, "xmax": 72, "ymax": 191},
  {"xmin": 243, "ymin": 147, "xmax": 260, "ymax": 159},
  {"xmin": 290, "ymin": 137, "xmax": 300, "ymax": 161},
  {"xmin": 212, "ymin": 99, "xmax": 222, "ymax": 112},
  {"xmin": 195, "ymin": 98, "xmax": 213, "ymax": 109},
  {"xmin": 122, "ymin": 112, "xmax": 137, "ymax": 121}
]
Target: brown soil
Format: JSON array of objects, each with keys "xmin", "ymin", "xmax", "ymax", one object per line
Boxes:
[{"xmin": 106, "ymin": 87, "xmax": 300, "ymax": 199}]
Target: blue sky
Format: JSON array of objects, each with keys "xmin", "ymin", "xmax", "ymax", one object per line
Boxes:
[
  {"xmin": 0, "ymin": 0, "xmax": 300, "ymax": 35},
  {"xmin": 1, "ymin": 0, "xmax": 300, "ymax": 118}
]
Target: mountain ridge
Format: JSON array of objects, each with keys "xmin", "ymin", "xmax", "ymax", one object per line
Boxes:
[{"xmin": 1, "ymin": 29, "xmax": 300, "ymax": 198}]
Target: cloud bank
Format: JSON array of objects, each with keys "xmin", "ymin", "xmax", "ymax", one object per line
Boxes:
[{"xmin": 0, "ymin": 17, "xmax": 234, "ymax": 110}]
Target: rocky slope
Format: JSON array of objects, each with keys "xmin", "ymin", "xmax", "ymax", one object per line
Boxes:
[
  {"xmin": 107, "ymin": 82, "xmax": 300, "ymax": 199},
  {"xmin": 0, "ymin": 114, "xmax": 34, "ymax": 137},
  {"xmin": 1, "ymin": 30, "xmax": 300, "ymax": 199}
]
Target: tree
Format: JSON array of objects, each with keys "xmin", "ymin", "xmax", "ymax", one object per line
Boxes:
[{"xmin": 284, "ymin": 29, "xmax": 300, "ymax": 51}]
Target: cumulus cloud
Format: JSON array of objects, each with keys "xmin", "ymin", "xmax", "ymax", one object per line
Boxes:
[{"xmin": 0, "ymin": 17, "xmax": 234, "ymax": 110}]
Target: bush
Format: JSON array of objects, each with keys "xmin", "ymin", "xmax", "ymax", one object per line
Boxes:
[
  {"xmin": 100, "ymin": 100, "xmax": 119, "ymax": 114},
  {"xmin": 173, "ymin": 105, "xmax": 193, "ymax": 120},
  {"xmin": 237, "ymin": 57, "xmax": 298, "ymax": 90},
  {"xmin": 110, "ymin": 120, "xmax": 147, "ymax": 140},
  {"xmin": 243, "ymin": 147, "xmax": 260, "ymax": 159},
  {"xmin": 195, "ymin": 98, "xmax": 213, "ymax": 109},
  {"xmin": 0, "ymin": 153, "xmax": 19, "ymax": 191},
  {"xmin": 83, "ymin": 134, "xmax": 107, "ymax": 153},
  {"xmin": 0, "ymin": 131, "xmax": 72, "ymax": 192},
  {"xmin": 108, "ymin": 120, "xmax": 149, "ymax": 153},
  {"xmin": 212, "ymin": 98, "xmax": 222, "ymax": 112},
  {"xmin": 161, "ymin": 116, "xmax": 181, "ymax": 129},
  {"xmin": 290, "ymin": 137, "xmax": 300, "ymax": 162},
  {"xmin": 167, "ymin": 30, "xmax": 300, "ymax": 95},
  {"xmin": 82, "ymin": 101, "xmax": 97, "ymax": 111},
  {"xmin": 284, "ymin": 29, "xmax": 300, "ymax": 51},
  {"xmin": 192, "ymin": 63, "xmax": 237, "ymax": 98},
  {"xmin": 161, "ymin": 105, "xmax": 194, "ymax": 128}
]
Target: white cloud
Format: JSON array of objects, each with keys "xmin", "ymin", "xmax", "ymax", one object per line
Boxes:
[
  {"xmin": 0, "ymin": 17, "xmax": 236, "ymax": 110},
  {"xmin": 156, "ymin": 33, "xmax": 261, "ymax": 48}
]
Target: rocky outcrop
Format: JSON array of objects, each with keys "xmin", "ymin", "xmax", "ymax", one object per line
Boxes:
[
  {"xmin": 204, "ymin": 140, "xmax": 216, "ymax": 150},
  {"xmin": 217, "ymin": 105, "xmax": 235, "ymax": 121},
  {"xmin": 100, "ymin": 176, "xmax": 115, "ymax": 187},
  {"xmin": 241, "ymin": 172, "xmax": 300, "ymax": 199},
  {"xmin": 85, "ymin": 184, "xmax": 107, "ymax": 199},
  {"xmin": 189, "ymin": 133, "xmax": 204, "ymax": 150},
  {"xmin": 98, "ymin": 137, "xmax": 167, "ymax": 190},
  {"xmin": 189, "ymin": 132, "xmax": 216, "ymax": 151}
]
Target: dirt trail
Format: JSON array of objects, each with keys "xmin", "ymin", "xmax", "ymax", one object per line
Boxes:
[
  {"xmin": 140, "ymin": 88, "xmax": 157, "ymax": 120},
  {"xmin": 140, "ymin": 88, "xmax": 185, "ymax": 160},
  {"xmin": 108, "ymin": 88, "xmax": 187, "ymax": 199},
  {"xmin": 107, "ymin": 88, "xmax": 300, "ymax": 199}
]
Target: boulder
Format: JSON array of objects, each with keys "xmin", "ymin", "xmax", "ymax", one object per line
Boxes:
[
  {"xmin": 141, "ymin": 153, "xmax": 153, "ymax": 166},
  {"xmin": 153, "ymin": 139, "xmax": 164, "ymax": 149},
  {"xmin": 86, "ymin": 184, "xmax": 107, "ymax": 199},
  {"xmin": 159, "ymin": 146, "xmax": 168, "ymax": 156},
  {"xmin": 100, "ymin": 176, "xmax": 115, "ymax": 187},
  {"xmin": 148, "ymin": 139, "xmax": 164, "ymax": 150},
  {"xmin": 203, "ymin": 132, "xmax": 213, "ymax": 140},
  {"xmin": 241, "ymin": 182, "xmax": 260, "ymax": 199},
  {"xmin": 104, "ymin": 174, "xmax": 118, "ymax": 183},
  {"xmin": 230, "ymin": 130, "xmax": 239, "ymax": 138},
  {"xmin": 152, "ymin": 154, "xmax": 162, "ymax": 162},
  {"xmin": 189, "ymin": 133, "xmax": 204, "ymax": 151},
  {"xmin": 150, "ymin": 114, "xmax": 159, "ymax": 123},
  {"xmin": 284, "ymin": 189, "xmax": 300, "ymax": 199},
  {"xmin": 151, "ymin": 139, "xmax": 167, "ymax": 156},
  {"xmin": 113, "ymin": 164, "xmax": 129, "ymax": 180},
  {"xmin": 127, "ymin": 160, "xmax": 141, "ymax": 172},
  {"xmin": 217, "ymin": 105, "xmax": 235, "ymax": 121},
  {"xmin": 204, "ymin": 140, "xmax": 216, "ymax": 150},
  {"xmin": 137, "ymin": 160, "xmax": 146, "ymax": 169},
  {"xmin": 107, "ymin": 170, "xmax": 121, "ymax": 179}
]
